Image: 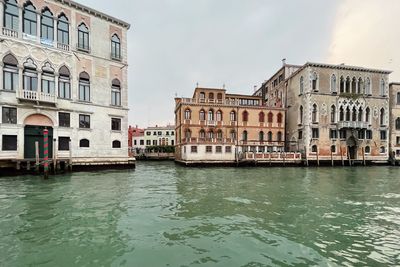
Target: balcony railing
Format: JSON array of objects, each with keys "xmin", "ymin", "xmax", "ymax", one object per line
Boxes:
[
  {"xmin": 57, "ymin": 42, "xmax": 70, "ymax": 51},
  {"xmin": 182, "ymin": 138, "xmax": 235, "ymax": 144},
  {"xmin": 207, "ymin": 120, "xmax": 216, "ymax": 126},
  {"xmin": 337, "ymin": 121, "xmax": 369, "ymax": 129},
  {"xmin": 17, "ymin": 90, "xmax": 57, "ymax": 104},
  {"xmin": 178, "ymin": 98, "xmax": 265, "ymax": 107},
  {"xmin": 2, "ymin": 27, "xmax": 18, "ymax": 38}
]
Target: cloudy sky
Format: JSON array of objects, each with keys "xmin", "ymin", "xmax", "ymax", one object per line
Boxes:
[{"xmin": 78, "ymin": 0, "xmax": 400, "ymax": 127}]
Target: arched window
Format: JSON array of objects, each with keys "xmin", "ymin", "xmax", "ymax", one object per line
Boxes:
[
  {"xmin": 277, "ymin": 131, "xmax": 282, "ymax": 142},
  {"xmin": 311, "ymin": 72, "xmax": 318, "ymax": 91},
  {"xmin": 352, "ymin": 107, "xmax": 357, "ymax": 121},
  {"xmin": 299, "ymin": 106, "xmax": 303, "ymax": 124},
  {"xmin": 340, "ymin": 76, "xmax": 345, "ymax": 93},
  {"xmin": 331, "ymin": 145, "xmax": 336, "ymax": 153},
  {"xmin": 41, "ymin": 8, "xmax": 54, "ymax": 41},
  {"xmin": 41, "ymin": 62, "xmax": 55, "ymax": 94},
  {"xmin": 365, "ymin": 78, "xmax": 371, "ymax": 95},
  {"xmin": 184, "ymin": 109, "xmax": 191, "ymax": 120},
  {"xmin": 199, "ymin": 92, "xmax": 205, "ymax": 100},
  {"xmin": 199, "ymin": 129, "xmax": 205, "ymax": 139},
  {"xmin": 380, "ymin": 108, "xmax": 385, "ymax": 125},
  {"xmin": 351, "ymin": 77, "xmax": 357, "ymax": 94},
  {"xmin": 208, "ymin": 109, "xmax": 214, "ymax": 121},
  {"xmin": 3, "ymin": 54, "xmax": 18, "ymax": 91},
  {"xmin": 216, "ymin": 110, "xmax": 222, "ymax": 121},
  {"xmin": 57, "ymin": 14, "xmax": 69, "ymax": 45},
  {"xmin": 311, "ymin": 145, "xmax": 318, "ymax": 153},
  {"xmin": 267, "ymin": 131, "xmax": 272, "ymax": 142},
  {"xmin": 111, "ymin": 79, "xmax": 121, "ymax": 106},
  {"xmin": 199, "ymin": 109, "xmax": 205, "ymax": 121},
  {"xmin": 358, "ymin": 107, "xmax": 363, "ymax": 122},
  {"xmin": 312, "ymin": 104, "xmax": 318, "ymax": 123},
  {"xmin": 277, "ymin": 113, "xmax": 283, "ymax": 124},
  {"xmin": 242, "ymin": 131, "xmax": 248, "ymax": 141},
  {"xmin": 331, "ymin": 74, "xmax": 337, "ymax": 93},
  {"xmin": 345, "ymin": 107, "xmax": 351, "ymax": 121},
  {"xmin": 259, "ymin": 112, "xmax": 265, "ymax": 123},
  {"xmin": 4, "ymin": 0, "xmax": 19, "ymax": 31},
  {"xmin": 242, "ymin": 111, "xmax": 249, "ymax": 122},
  {"xmin": 111, "ymin": 34, "xmax": 121, "ymax": 60},
  {"xmin": 79, "ymin": 139, "xmax": 89, "ymax": 148},
  {"xmin": 380, "ymin": 146, "xmax": 385, "ymax": 154},
  {"xmin": 365, "ymin": 146, "xmax": 371, "ymax": 154},
  {"xmin": 358, "ymin": 78, "xmax": 363, "ymax": 94},
  {"xmin": 58, "ymin": 66, "xmax": 70, "ymax": 99},
  {"xmin": 230, "ymin": 130, "xmax": 236, "ymax": 141},
  {"xmin": 396, "ymin": 118, "xmax": 400, "ymax": 130},
  {"xmin": 299, "ymin": 76, "xmax": 304, "ymax": 94},
  {"xmin": 78, "ymin": 23, "xmax": 89, "ymax": 51},
  {"xmin": 185, "ymin": 129, "xmax": 191, "ymax": 139},
  {"xmin": 397, "ymin": 92, "xmax": 400, "ymax": 105},
  {"xmin": 207, "ymin": 130, "xmax": 214, "ymax": 139},
  {"xmin": 230, "ymin": 111, "xmax": 236, "ymax": 122},
  {"xmin": 345, "ymin": 77, "xmax": 351, "ymax": 93},
  {"xmin": 366, "ymin": 107, "xmax": 370, "ymax": 123},
  {"xmin": 23, "ymin": 58, "xmax": 38, "ymax": 91},
  {"xmin": 259, "ymin": 131, "xmax": 264, "ymax": 141},
  {"xmin": 79, "ymin": 72, "xmax": 90, "ymax": 102},
  {"xmin": 331, "ymin": 105, "xmax": 336, "ymax": 123},
  {"xmin": 339, "ymin": 106, "xmax": 344, "ymax": 121},
  {"xmin": 267, "ymin": 112, "xmax": 273, "ymax": 123},
  {"xmin": 209, "ymin": 92, "xmax": 214, "ymax": 100},
  {"xmin": 217, "ymin": 93, "xmax": 223, "ymax": 101},
  {"xmin": 217, "ymin": 130, "xmax": 223, "ymax": 140},
  {"xmin": 112, "ymin": 140, "xmax": 121, "ymax": 148},
  {"xmin": 23, "ymin": 3, "xmax": 37, "ymax": 36},
  {"xmin": 380, "ymin": 79, "xmax": 386, "ymax": 96}
]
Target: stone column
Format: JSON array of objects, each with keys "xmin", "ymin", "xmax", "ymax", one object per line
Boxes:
[
  {"xmin": 18, "ymin": 66, "xmax": 23, "ymax": 91},
  {"xmin": 54, "ymin": 73, "xmax": 59, "ymax": 97},
  {"xmin": 37, "ymin": 70, "xmax": 42, "ymax": 92},
  {"xmin": 18, "ymin": 5, "xmax": 23, "ymax": 37},
  {"xmin": 0, "ymin": 0, "xmax": 5, "ymax": 29},
  {"xmin": 0, "ymin": 63, "xmax": 4, "ymax": 90},
  {"xmin": 53, "ymin": 16, "xmax": 57, "ymax": 48},
  {"xmin": 36, "ymin": 12, "xmax": 40, "ymax": 41}
]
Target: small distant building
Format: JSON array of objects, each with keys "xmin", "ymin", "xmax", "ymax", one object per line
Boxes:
[
  {"xmin": 128, "ymin": 125, "xmax": 144, "ymax": 155},
  {"xmin": 132, "ymin": 125, "xmax": 175, "ymax": 155},
  {"xmin": 174, "ymin": 87, "xmax": 295, "ymax": 165},
  {"xmin": 389, "ymin": 83, "xmax": 400, "ymax": 161}
]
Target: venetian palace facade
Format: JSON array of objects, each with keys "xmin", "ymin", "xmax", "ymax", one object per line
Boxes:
[
  {"xmin": 265, "ymin": 62, "xmax": 391, "ymax": 164},
  {"xmin": 0, "ymin": 0, "xmax": 132, "ymax": 168},
  {"xmin": 175, "ymin": 87, "xmax": 286, "ymax": 164},
  {"xmin": 389, "ymin": 83, "xmax": 400, "ymax": 161}
]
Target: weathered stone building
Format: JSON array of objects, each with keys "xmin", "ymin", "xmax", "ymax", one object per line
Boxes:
[
  {"xmin": 389, "ymin": 83, "xmax": 400, "ymax": 162},
  {"xmin": 175, "ymin": 87, "xmax": 288, "ymax": 164},
  {"xmin": 0, "ymin": 0, "xmax": 133, "ymax": 169},
  {"xmin": 259, "ymin": 62, "xmax": 391, "ymax": 164}
]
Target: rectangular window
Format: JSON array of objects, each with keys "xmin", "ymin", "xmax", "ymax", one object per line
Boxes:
[
  {"xmin": 225, "ymin": 146, "xmax": 232, "ymax": 153},
  {"xmin": 366, "ymin": 130, "xmax": 373, "ymax": 140},
  {"xmin": 312, "ymin": 128, "xmax": 319, "ymax": 139},
  {"xmin": 216, "ymin": 146, "xmax": 222, "ymax": 153},
  {"xmin": 140, "ymin": 140, "xmax": 144, "ymax": 146},
  {"xmin": 397, "ymin": 92, "xmax": 400, "ymax": 105},
  {"xmin": 2, "ymin": 107, "xmax": 17, "ymax": 124},
  {"xmin": 3, "ymin": 69, "xmax": 18, "ymax": 91},
  {"xmin": 340, "ymin": 129, "xmax": 347, "ymax": 139},
  {"xmin": 134, "ymin": 140, "xmax": 137, "ymax": 146},
  {"xmin": 396, "ymin": 137, "xmax": 400, "ymax": 145},
  {"xmin": 79, "ymin": 114, "xmax": 90, "ymax": 129},
  {"xmin": 111, "ymin": 118, "xmax": 121, "ymax": 131},
  {"xmin": 298, "ymin": 130, "xmax": 303, "ymax": 140},
  {"xmin": 380, "ymin": 130, "xmax": 387, "ymax": 140},
  {"xmin": 206, "ymin": 146, "xmax": 212, "ymax": 153},
  {"xmin": 152, "ymin": 140, "xmax": 157, "ymax": 146},
  {"xmin": 58, "ymin": 81, "xmax": 71, "ymax": 99},
  {"xmin": 191, "ymin": 146, "xmax": 198, "ymax": 153},
  {"xmin": 79, "ymin": 84, "xmax": 90, "ymax": 102},
  {"xmin": 329, "ymin": 129, "xmax": 337, "ymax": 139},
  {"xmin": 59, "ymin": 112, "xmax": 70, "ymax": 127},
  {"xmin": 358, "ymin": 130, "xmax": 365, "ymax": 140},
  {"xmin": 2, "ymin": 135, "xmax": 17, "ymax": 150},
  {"xmin": 146, "ymin": 140, "xmax": 151, "ymax": 145},
  {"xmin": 58, "ymin": 137, "xmax": 70, "ymax": 151}
]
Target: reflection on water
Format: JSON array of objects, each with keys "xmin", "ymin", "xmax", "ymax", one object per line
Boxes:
[{"xmin": 0, "ymin": 163, "xmax": 399, "ymax": 266}]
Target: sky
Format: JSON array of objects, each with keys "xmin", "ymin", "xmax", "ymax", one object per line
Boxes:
[{"xmin": 77, "ymin": 0, "xmax": 400, "ymax": 128}]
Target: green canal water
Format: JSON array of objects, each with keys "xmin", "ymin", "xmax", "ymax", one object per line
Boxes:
[{"xmin": 1, "ymin": 162, "xmax": 400, "ymax": 267}]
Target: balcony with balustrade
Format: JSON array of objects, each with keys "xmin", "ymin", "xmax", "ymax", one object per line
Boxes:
[
  {"xmin": 17, "ymin": 90, "xmax": 57, "ymax": 104},
  {"xmin": 337, "ymin": 121, "xmax": 370, "ymax": 129}
]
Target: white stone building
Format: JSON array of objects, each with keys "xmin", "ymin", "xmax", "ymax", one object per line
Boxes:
[
  {"xmin": 142, "ymin": 125, "xmax": 175, "ymax": 147},
  {"xmin": 0, "ymin": 0, "xmax": 133, "ymax": 169}
]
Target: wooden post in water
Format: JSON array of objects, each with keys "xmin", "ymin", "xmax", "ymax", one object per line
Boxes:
[
  {"xmin": 331, "ymin": 150, "xmax": 334, "ymax": 167},
  {"xmin": 43, "ymin": 128, "xmax": 49, "ymax": 179},
  {"xmin": 347, "ymin": 148, "xmax": 351, "ymax": 166},
  {"xmin": 283, "ymin": 152, "xmax": 286, "ymax": 167},
  {"xmin": 35, "ymin": 141, "xmax": 40, "ymax": 173},
  {"xmin": 316, "ymin": 148, "xmax": 320, "ymax": 166},
  {"xmin": 68, "ymin": 139, "xmax": 72, "ymax": 171},
  {"xmin": 53, "ymin": 138, "xmax": 56, "ymax": 174},
  {"xmin": 362, "ymin": 147, "xmax": 366, "ymax": 166},
  {"xmin": 269, "ymin": 152, "xmax": 272, "ymax": 166}
]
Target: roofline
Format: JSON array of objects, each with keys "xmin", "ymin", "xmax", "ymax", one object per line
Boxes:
[
  {"xmin": 305, "ymin": 62, "xmax": 392, "ymax": 74},
  {"xmin": 389, "ymin": 82, "xmax": 400, "ymax": 86},
  {"xmin": 55, "ymin": 0, "xmax": 131, "ymax": 29},
  {"xmin": 226, "ymin": 93, "xmax": 262, "ymax": 98}
]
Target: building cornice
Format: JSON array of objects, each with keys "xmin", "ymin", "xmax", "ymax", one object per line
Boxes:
[
  {"xmin": 305, "ymin": 62, "xmax": 392, "ymax": 74},
  {"xmin": 54, "ymin": 0, "xmax": 131, "ymax": 29}
]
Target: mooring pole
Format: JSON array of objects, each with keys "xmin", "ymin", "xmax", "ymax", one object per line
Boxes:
[
  {"xmin": 340, "ymin": 146, "xmax": 344, "ymax": 166},
  {"xmin": 43, "ymin": 128, "xmax": 49, "ymax": 179},
  {"xmin": 331, "ymin": 150, "xmax": 334, "ymax": 167},
  {"xmin": 362, "ymin": 147, "xmax": 366, "ymax": 166},
  {"xmin": 35, "ymin": 141, "xmax": 40, "ymax": 173}
]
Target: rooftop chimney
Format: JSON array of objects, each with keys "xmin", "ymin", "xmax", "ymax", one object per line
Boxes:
[{"xmin": 282, "ymin": 58, "xmax": 286, "ymax": 66}]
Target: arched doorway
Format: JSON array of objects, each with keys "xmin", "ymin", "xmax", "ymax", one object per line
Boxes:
[
  {"xmin": 24, "ymin": 114, "xmax": 54, "ymax": 159},
  {"xmin": 347, "ymin": 135, "xmax": 358, "ymax": 160}
]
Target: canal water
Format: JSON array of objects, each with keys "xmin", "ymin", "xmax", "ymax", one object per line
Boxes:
[{"xmin": 0, "ymin": 162, "xmax": 399, "ymax": 267}]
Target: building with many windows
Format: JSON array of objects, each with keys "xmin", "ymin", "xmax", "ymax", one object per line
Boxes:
[
  {"xmin": 0, "ymin": 0, "xmax": 133, "ymax": 169},
  {"xmin": 174, "ymin": 87, "xmax": 290, "ymax": 165},
  {"xmin": 260, "ymin": 62, "xmax": 391, "ymax": 164},
  {"xmin": 389, "ymin": 83, "xmax": 400, "ymax": 162}
]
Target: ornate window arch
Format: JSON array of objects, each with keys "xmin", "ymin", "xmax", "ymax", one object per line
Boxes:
[
  {"xmin": 331, "ymin": 105, "xmax": 336, "ymax": 123},
  {"xmin": 184, "ymin": 108, "xmax": 191, "ymax": 120},
  {"xmin": 111, "ymin": 78, "xmax": 121, "ymax": 106},
  {"xmin": 41, "ymin": 8, "xmax": 54, "ymax": 41},
  {"xmin": 380, "ymin": 108, "xmax": 385, "ymax": 125},
  {"xmin": 242, "ymin": 111, "xmax": 249, "ymax": 122},
  {"xmin": 41, "ymin": 62, "xmax": 55, "ymax": 95},
  {"xmin": 3, "ymin": 54, "xmax": 18, "ymax": 91},
  {"xmin": 4, "ymin": 0, "xmax": 19, "ymax": 31},
  {"xmin": 111, "ymin": 34, "xmax": 121, "ymax": 60},
  {"xmin": 23, "ymin": 58, "xmax": 38, "ymax": 91},
  {"xmin": 299, "ymin": 76, "xmax": 304, "ymax": 94},
  {"xmin": 216, "ymin": 110, "xmax": 223, "ymax": 121},
  {"xmin": 79, "ymin": 72, "xmax": 90, "ymax": 101},
  {"xmin": 259, "ymin": 112, "xmax": 265, "ymax": 123},
  {"xmin": 331, "ymin": 74, "xmax": 337, "ymax": 93},
  {"xmin": 57, "ymin": 14, "xmax": 69, "ymax": 45},
  {"xmin": 199, "ymin": 109, "xmax": 205, "ymax": 121},
  {"xmin": 277, "ymin": 113, "xmax": 283, "ymax": 124},
  {"xmin": 230, "ymin": 110, "xmax": 236, "ymax": 122},
  {"xmin": 59, "ymin": 66, "xmax": 71, "ymax": 99},
  {"xmin": 267, "ymin": 112, "xmax": 273, "ymax": 123},
  {"xmin": 23, "ymin": 2, "xmax": 37, "ymax": 36},
  {"xmin": 78, "ymin": 23, "xmax": 89, "ymax": 51},
  {"xmin": 312, "ymin": 104, "xmax": 318, "ymax": 123}
]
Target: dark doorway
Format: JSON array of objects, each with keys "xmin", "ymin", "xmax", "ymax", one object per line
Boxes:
[
  {"xmin": 347, "ymin": 135, "xmax": 358, "ymax": 160},
  {"xmin": 24, "ymin": 126, "xmax": 53, "ymax": 159}
]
